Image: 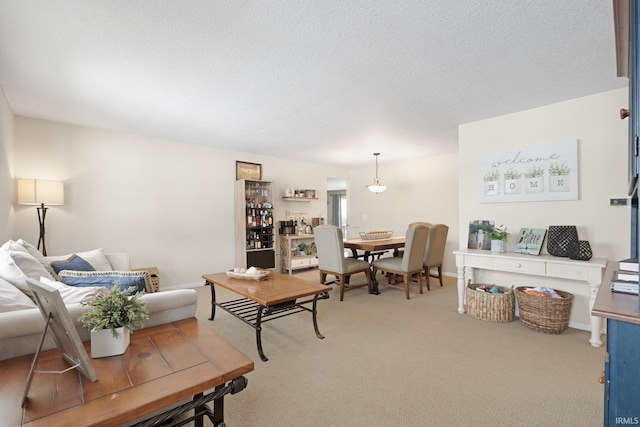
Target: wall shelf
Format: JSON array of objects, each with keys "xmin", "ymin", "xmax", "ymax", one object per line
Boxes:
[{"xmin": 282, "ymin": 197, "xmax": 318, "ymax": 201}]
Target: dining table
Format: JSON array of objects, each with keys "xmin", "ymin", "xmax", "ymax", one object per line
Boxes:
[{"xmin": 343, "ymin": 236, "xmax": 406, "ymax": 293}]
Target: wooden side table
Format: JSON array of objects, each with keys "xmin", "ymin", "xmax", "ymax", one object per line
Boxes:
[{"xmin": 0, "ymin": 318, "xmax": 253, "ymax": 426}]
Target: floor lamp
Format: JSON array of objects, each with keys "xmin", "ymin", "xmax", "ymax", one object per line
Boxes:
[{"xmin": 17, "ymin": 179, "xmax": 64, "ymax": 256}]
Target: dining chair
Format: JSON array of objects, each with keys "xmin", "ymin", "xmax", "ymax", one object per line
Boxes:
[
  {"xmin": 371, "ymin": 224, "xmax": 429, "ymax": 299},
  {"xmin": 422, "ymin": 223, "xmax": 449, "ymax": 290},
  {"xmin": 395, "ymin": 222, "xmax": 431, "ymax": 258},
  {"xmin": 314, "ymin": 225, "xmax": 373, "ymax": 301}
]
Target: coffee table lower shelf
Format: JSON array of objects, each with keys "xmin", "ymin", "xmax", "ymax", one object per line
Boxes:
[{"xmin": 207, "ymin": 283, "xmax": 329, "ymax": 361}]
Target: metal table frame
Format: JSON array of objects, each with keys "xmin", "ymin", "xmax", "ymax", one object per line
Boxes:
[{"xmin": 206, "ymin": 281, "xmax": 329, "ymax": 361}]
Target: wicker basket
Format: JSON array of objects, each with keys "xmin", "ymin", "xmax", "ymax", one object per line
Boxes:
[
  {"xmin": 465, "ymin": 283, "xmax": 515, "ymax": 323},
  {"xmin": 133, "ymin": 267, "xmax": 160, "ymax": 292},
  {"xmin": 515, "ymin": 287, "xmax": 573, "ymax": 334}
]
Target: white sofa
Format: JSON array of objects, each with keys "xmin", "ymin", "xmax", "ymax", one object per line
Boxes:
[{"xmin": 0, "ymin": 240, "xmax": 198, "ymax": 361}]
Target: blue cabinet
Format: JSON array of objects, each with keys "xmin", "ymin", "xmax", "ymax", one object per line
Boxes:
[{"xmin": 604, "ymin": 318, "xmax": 640, "ymax": 425}]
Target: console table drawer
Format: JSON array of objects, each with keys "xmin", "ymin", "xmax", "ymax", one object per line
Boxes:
[
  {"xmin": 464, "ymin": 255, "xmax": 493, "ymax": 269},
  {"xmin": 493, "ymin": 258, "xmax": 545, "ymax": 274},
  {"xmin": 546, "ymin": 263, "xmax": 589, "ymax": 281}
]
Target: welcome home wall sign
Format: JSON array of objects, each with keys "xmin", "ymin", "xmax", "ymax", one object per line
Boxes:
[{"xmin": 479, "ymin": 140, "xmax": 578, "ymax": 203}]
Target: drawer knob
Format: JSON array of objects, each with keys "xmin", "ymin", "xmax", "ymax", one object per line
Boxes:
[
  {"xmin": 598, "ymin": 371, "xmax": 605, "ymax": 384},
  {"xmin": 515, "ymin": 263, "xmax": 521, "ymax": 268}
]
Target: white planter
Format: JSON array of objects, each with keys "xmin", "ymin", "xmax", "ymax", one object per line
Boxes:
[
  {"xmin": 484, "ymin": 180, "xmax": 499, "ymax": 196},
  {"xmin": 524, "ymin": 177, "xmax": 544, "ymax": 193},
  {"xmin": 491, "ymin": 240, "xmax": 506, "ymax": 253},
  {"xmin": 91, "ymin": 326, "xmax": 130, "ymax": 358},
  {"xmin": 549, "ymin": 175, "xmax": 570, "ymax": 192},
  {"xmin": 504, "ymin": 178, "xmax": 521, "ymax": 195}
]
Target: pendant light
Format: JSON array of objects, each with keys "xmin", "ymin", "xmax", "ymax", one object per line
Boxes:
[{"xmin": 366, "ymin": 152, "xmax": 387, "ymax": 193}]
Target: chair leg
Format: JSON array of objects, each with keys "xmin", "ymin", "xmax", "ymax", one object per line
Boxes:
[
  {"xmin": 403, "ymin": 274, "xmax": 410, "ymax": 299},
  {"xmin": 320, "ymin": 272, "xmax": 327, "ymax": 285},
  {"xmin": 438, "ymin": 266, "xmax": 443, "ymax": 286},
  {"xmin": 418, "ymin": 271, "xmax": 423, "ymax": 294},
  {"xmin": 339, "ymin": 274, "xmax": 346, "ymax": 301},
  {"xmin": 424, "ymin": 266, "xmax": 430, "ymax": 291}
]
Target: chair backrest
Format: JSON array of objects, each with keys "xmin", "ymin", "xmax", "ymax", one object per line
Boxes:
[
  {"xmin": 314, "ymin": 225, "xmax": 346, "ymax": 273},
  {"xmin": 400, "ymin": 224, "xmax": 430, "ymax": 271},
  {"xmin": 424, "ymin": 224, "xmax": 449, "ymax": 266},
  {"xmin": 408, "ymin": 221, "xmax": 431, "ymax": 228}
]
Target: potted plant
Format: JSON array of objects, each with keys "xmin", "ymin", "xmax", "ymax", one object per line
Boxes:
[
  {"xmin": 488, "ymin": 225, "xmax": 508, "ymax": 253},
  {"xmin": 78, "ymin": 283, "xmax": 149, "ymax": 358}
]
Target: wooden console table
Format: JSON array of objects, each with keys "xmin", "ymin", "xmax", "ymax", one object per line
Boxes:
[
  {"xmin": 0, "ymin": 318, "xmax": 253, "ymax": 427},
  {"xmin": 453, "ymin": 249, "xmax": 607, "ymax": 347}
]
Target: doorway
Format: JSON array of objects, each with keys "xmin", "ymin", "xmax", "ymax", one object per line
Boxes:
[{"xmin": 327, "ymin": 178, "xmax": 348, "ymax": 237}]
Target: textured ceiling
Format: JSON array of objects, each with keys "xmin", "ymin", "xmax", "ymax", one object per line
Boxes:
[{"xmin": 0, "ymin": 0, "xmax": 627, "ymax": 168}]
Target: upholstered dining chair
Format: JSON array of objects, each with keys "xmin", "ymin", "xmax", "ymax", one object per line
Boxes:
[
  {"xmin": 314, "ymin": 225, "xmax": 373, "ymax": 301},
  {"xmin": 371, "ymin": 224, "xmax": 429, "ymax": 299},
  {"xmin": 395, "ymin": 222, "xmax": 431, "ymax": 258},
  {"xmin": 422, "ymin": 224, "xmax": 449, "ymax": 290}
]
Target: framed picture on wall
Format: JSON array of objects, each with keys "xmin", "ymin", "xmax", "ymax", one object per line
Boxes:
[{"xmin": 236, "ymin": 161, "xmax": 262, "ymax": 180}]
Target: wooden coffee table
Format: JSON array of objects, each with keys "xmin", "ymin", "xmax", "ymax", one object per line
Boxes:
[
  {"xmin": 203, "ymin": 271, "xmax": 330, "ymax": 361},
  {"xmin": 0, "ymin": 318, "xmax": 253, "ymax": 427}
]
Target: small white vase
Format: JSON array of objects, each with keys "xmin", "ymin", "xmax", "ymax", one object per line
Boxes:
[
  {"xmin": 484, "ymin": 180, "xmax": 499, "ymax": 196},
  {"xmin": 525, "ymin": 177, "xmax": 544, "ymax": 193},
  {"xmin": 504, "ymin": 179, "xmax": 522, "ymax": 195},
  {"xmin": 549, "ymin": 175, "xmax": 570, "ymax": 192},
  {"xmin": 91, "ymin": 326, "xmax": 130, "ymax": 358},
  {"xmin": 491, "ymin": 240, "xmax": 506, "ymax": 253}
]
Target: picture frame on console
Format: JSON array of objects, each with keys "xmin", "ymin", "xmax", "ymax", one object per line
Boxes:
[
  {"xmin": 513, "ymin": 228, "xmax": 547, "ymax": 255},
  {"xmin": 236, "ymin": 161, "xmax": 262, "ymax": 180}
]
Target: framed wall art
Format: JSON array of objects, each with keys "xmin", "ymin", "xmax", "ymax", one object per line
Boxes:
[
  {"xmin": 478, "ymin": 140, "xmax": 578, "ymax": 203},
  {"xmin": 236, "ymin": 161, "xmax": 262, "ymax": 180}
]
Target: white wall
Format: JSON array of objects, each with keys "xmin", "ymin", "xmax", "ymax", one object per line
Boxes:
[
  {"xmin": 11, "ymin": 116, "xmax": 349, "ymax": 287},
  {"xmin": 349, "ymin": 153, "xmax": 460, "ymax": 275},
  {"xmin": 459, "ymin": 88, "xmax": 629, "ymax": 329},
  {"xmin": 0, "ymin": 86, "xmax": 14, "ymax": 241}
]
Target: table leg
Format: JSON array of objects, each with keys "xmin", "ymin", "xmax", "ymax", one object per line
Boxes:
[
  {"xmin": 255, "ymin": 306, "xmax": 268, "ymax": 362},
  {"xmin": 456, "ymin": 265, "xmax": 465, "ymax": 314},
  {"xmin": 212, "ymin": 385, "xmax": 225, "ymax": 427},
  {"xmin": 588, "ymin": 281, "xmax": 603, "ymax": 347},
  {"xmin": 207, "ymin": 281, "xmax": 217, "ymax": 321},
  {"xmin": 312, "ymin": 294, "xmax": 325, "ymax": 339}
]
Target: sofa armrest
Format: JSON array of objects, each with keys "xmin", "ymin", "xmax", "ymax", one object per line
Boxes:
[{"xmin": 105, "ymin": 253, "xmax": 131, "ymax": 271}]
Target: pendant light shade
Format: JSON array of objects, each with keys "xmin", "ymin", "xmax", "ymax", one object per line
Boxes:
[{"xmin": 366, "ymin": 153, "xmax": 387, "ymax": 193}]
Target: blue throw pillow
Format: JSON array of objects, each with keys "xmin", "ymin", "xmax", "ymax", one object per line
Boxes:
[
  {"xmin": 50, "ymin": 254, "xmax": 95, "ymax": 277},
  {"xmin": 58, "ymin": 271, "xmax": 148, "ymax": 293}
]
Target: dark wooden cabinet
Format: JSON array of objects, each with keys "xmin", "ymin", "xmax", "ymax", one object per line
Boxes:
[{"xmin": 604, "ymin": 318, "xmax": 640, "ymax": 424}]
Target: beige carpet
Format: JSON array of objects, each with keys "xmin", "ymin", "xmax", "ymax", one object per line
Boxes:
[{"xmin": 178, "ymin": 271, "xmax": 605, "ymax": 427}]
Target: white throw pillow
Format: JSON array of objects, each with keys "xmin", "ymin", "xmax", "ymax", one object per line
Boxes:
[
  {"xmin": 46, "ymin": 248, "xmax": 113, "ymax": 271},
  {"xmin": 16, "ymin": 239, "xmax": 49, "ymax": 267},
  {"xmin": 39, "ymin": 276, "xmax": 109, "ymax": 304},
  {"xmin": 0, "ymin": 277, "xmax": 36, "ymax": 312},
  {"xmin": 0, "ymin": 250, "xmax": 39, "ymax": 297}
]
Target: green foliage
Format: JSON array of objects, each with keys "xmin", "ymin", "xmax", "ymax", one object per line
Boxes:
[
  {"xmin": 488, "ymin": 224, "xmax": 508, "ymax": 241},
  {"xmin": 483, "ymin": 169, "xmax": 500, "ymax": 182},
  {"xmin": 524, "ymin": 165, "xmax": 544, "ymax": 178},
  {"xmin": 297, "ymin": 242, "xmax": 316, "ymax": 255},
  {"xmin": 503, "ymin": 168, "xmax": 522, "ymax": 180},
  {"xmin": 548, "ymin": 162, "xmax": 570, "ymax": 176},
  {"xmin": 78, "ymin": 283, "xmax": 149, "ymax": 338}
]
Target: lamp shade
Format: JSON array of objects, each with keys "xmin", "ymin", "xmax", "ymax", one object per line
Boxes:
[{"xmin": 18, "ymin": 179, "xmax": 64, "ymax": 206}]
